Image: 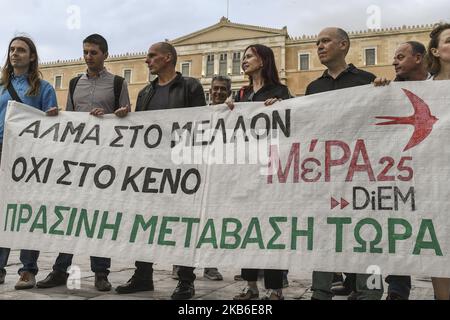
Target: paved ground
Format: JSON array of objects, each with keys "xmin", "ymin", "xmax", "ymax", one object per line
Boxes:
[{"xmin": 0, "ymin": 250, "xmax": 435, "ymax": 300}]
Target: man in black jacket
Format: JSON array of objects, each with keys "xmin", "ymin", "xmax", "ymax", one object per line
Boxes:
[
  {"xmin": 306, "ymin": 27, "xmax": 383, "ymax": 301},
  {"xmin": 116, "ymin": 42, "xmax": 206, "ymax": 300}
]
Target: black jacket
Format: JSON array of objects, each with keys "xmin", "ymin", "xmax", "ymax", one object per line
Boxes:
[
  {"xmin": 235, "ymin": 83, "xmax": 292, "ymax": 102},
  {"xmin": 135, "ymin": 72, "xmax": 206, "ymax": 111}
]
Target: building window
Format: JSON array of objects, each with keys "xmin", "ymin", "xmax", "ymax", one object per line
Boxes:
[
  {"xmin": 123, "ymin": 69, "xmax": 132, "ymax": 84},
  {"xmin": 54, "ymin": 76, "xmax": 62, "ymax": 90},
  {"xmin": 232, "ymin": 52, "xmax": 241, "ymax": 75},
  {"xmin": 206, "ymin": 54, "xmax": 215, "ymax": 77},
  {"xmin": 365, "ymin": 48, "xmax": 377, "ymax": 66},
  {"xmin": 298, "ymin": 53, "xmax": 310, "ymax": 71},
  {"xmin": 219, "ymin": 53, "xmax": 228, "ymax": 76},
  {"xmin": 181, "ymin": 62, "xmax": 191, "ymax": 77}
]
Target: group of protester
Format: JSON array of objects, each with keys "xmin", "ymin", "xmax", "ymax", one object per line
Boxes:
[{"xmin": 0, "ymin": 21, "xmax": 449, "ymax": 300}]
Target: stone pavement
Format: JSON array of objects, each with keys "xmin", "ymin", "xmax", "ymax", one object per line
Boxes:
[{"xmin": 0, "ymin": 250, "xmax": 435, "ymax": 300}]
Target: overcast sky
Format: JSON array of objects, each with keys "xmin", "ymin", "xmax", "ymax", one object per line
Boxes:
[{"xmin": 0, "ymin": 0, "xmax": 448, "ymax": 63}]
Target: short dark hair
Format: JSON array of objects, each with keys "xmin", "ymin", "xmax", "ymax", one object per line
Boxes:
[
  {"xmin": 405, "ymin": 41, "xmax": 426, "ymax": 56},
  {"xmin": 83, "ymin": 34, "xmax": 108, "ymax": 54},
  {"xmin": 427, "ymin": 23, "xmax": 450, "ymax": 75},
  {"xmin": 155, "ymin": 42, "xmax": 178, "ymax": 67},
  {"xmin": 212, "ymin": 76, "xmax": 232, "ymax": 92}
]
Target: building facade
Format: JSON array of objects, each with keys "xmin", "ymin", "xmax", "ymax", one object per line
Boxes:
[{"xmin": 40, "ymin": 17, "xmax": 434, "ymax": 109}]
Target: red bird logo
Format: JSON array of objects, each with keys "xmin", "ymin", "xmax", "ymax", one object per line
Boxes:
[{"xmin": 376, "ymin": 89, "xmax": 438, "ymax": 152}]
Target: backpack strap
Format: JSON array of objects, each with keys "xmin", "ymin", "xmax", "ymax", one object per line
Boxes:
[
  {"xmin": 6, "ymin": 83, "xmax": 23, "ymax": 103},
  {"xmin": 113, "ymin": 76, "xmax": 125, "ymax": 111},
  {"xmin": 69, "ymin": 75, "xmax": 82, "ymax": 109}
]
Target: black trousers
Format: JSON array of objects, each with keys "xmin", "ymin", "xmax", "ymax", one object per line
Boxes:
[
  {"xmin": 241, "ymin": 269, "xmax": 284, "ymax": 290},
  {"xmin": 135, "ymin": 261, "xmax": 196, "ymax": 282}
]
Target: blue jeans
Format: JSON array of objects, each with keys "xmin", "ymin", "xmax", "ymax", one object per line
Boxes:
[
  {"xmin": 0, "ymin": 248, "xmax": 40, "ymax": 275},
  {"xmin": 53, "ymin": 253, "xmax": 111, "ymax": 275}
]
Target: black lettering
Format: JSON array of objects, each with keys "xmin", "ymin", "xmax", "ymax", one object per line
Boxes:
[
  {"xmin": 144, "ymin": 125, "xmax": 162, "ymax": 148},
  {"xmin": 181, "ymin": 169, "xmax": 201, "ymax": 195},
  {"xmin": 19, "ymin": 121, "xmax": 40, "ymax": 138},
  {"xmin": 94, "ymin": 165, "xmax": 116, "ymax": 189},
  {"xmin": 12, "ymin": 157, "xmax": 27, "ymax": 182},
  {"xmin": 110, "ymin": 126, "xmax": 128, "ymax": 147},
  {"xmin": 57, "ymin": 161, "xmax": 79, "ymax": 186}
]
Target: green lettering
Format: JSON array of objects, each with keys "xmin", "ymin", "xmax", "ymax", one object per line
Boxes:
[
  {"xmin": 49, "ymin": 206, "xmax": 69, "ymax": 236},
  {"xmin": 66, "ymin": 208, "xmax": 78, "ymax": 236},
  {"xmin": 158, "ymin": 217, "xmax": 180, "ymax": 246},
  {"xmin": 181, "ymin": 218, "xmax": 200, "ymax": 248},
  {"xmin": 354, "ymin": 218, "xmax": 383, "ymax": 254},
  {"xmin": 388, "ymin": 218, "xmax": 412, "ymax": 254},
  {"xmin": 241, "ymin": 218, "xmax": 265, "ymax": 249},
  {"xmin": 98, "ymin": 211, "xmax": 122, "ymax": 240},
  {"xmin": 5, "ymin": 204, "xmax": 17, "ymax": 232},
  {"xmin": 196, "ymin": 219, "xmax": 218, "ymax": 249},
  {"xmin": 30, "ymin": 205, "xmax": 47, "ymax": 233},
  {"xmin": 17, "ymin": 204, "xmax": 33, "ymax": 231},
  {"xmin": 220, "ymin": 218, "xmax": 242, "ymax": 249},
  {"xmin": 267, "ymin": 217, "xmax": 287, "ymax": 250},
  {"xmin": 291, "ymin": 217, "xmax": 314, "ymax": 250},
  {"xmin": 75, "ymin": 209, "xmax": 99, "ymax": 238},
  {"xmin": 413, "ymin": 219, "xmax": 442, "ymax": 256},
  {"xmin": 130, "ymin": 215, "xmax": 159, "ymax": 244},
  {"xmin": 327, "ymin": 217, "xmax": 352, "ymax": 253}
]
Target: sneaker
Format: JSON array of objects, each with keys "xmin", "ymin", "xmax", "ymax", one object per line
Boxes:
[
  {"xmin": 95, "ymin": 272, "xmax": 112, "ymax": 292},
  {"xmin": 204, "ymin": 268, "xmax": 223, "ymax": 281},
  {"xmin": 116, "ymin": 275, "xmax": 154, "ymax": 294},
  {"xmin": 172, "ymin": 265, "xmax": 179, "ymax": 280},
  {"xmin": 233, "ymin": 287, "xmax": 259, "ymax": 300},
  {"xmin": 261, "ymin": 289, "xmax": 284, "ymax": 300},
  {"xmin": 171, "ymin": 281, "xmax": 195, "ymax": 300},
  {"xmin": 15, "ymin": 271, "xmax": 36, "ymax": 290},
  {"xmin": 0, "ymin": 269, "xmax": 5, "ymax": 285},
  {"xmin": 36, "ymin": 271, "xmax": 69, "ymax": 289}
]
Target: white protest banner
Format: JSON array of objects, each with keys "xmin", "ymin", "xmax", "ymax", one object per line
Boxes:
[{"xmin": 1, "ymin": 81, "xmax": 450, "ymax": 277}]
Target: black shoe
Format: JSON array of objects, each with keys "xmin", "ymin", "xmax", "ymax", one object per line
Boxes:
[
  {"xmin": 36, "ymin": 271, "xmax": 68, "ymax": 289},
  {"xmin": 332, "ymin": 273, "xmax": 344, "ymax": 286},
  {"xmin": 172, "ymin": 265, "xmax": 180, "ymax": 280},
  {"xmin": 0, "ymin": 269, "xmax": 6, "ymax": 285},
  {"xmin": 95, "ymin": 272, "xmax": 112, "ymax": 292},
  {"xmin": 171, "ymin": 281, "xmax": 195, "ymax": 300},
  {"xmin": 387, "ymin": 292, "xmax": 408, "ymax": 300},
  {"xmin": 115, "ymin": 276, "xmax": 154, "ymax": 294},
  {"xmin": 331, "ymin": 285, "xmax": 353, "ymax": 296}
]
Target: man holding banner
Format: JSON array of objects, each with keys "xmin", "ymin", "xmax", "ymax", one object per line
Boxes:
[
  {"xmin": 35, "ymin": 34, "xmax": 131, "ymax": 292},
  {"xmin": 0, "ymin": 36, "xmax": 58, "ymax": 289},
  {"xmin": 374, "ymin": 40, "xmax": 430, "ymax": 300},
  {"xmin": 306, "ymin": 27, "xmax": 383, "ymax": 300},
  {"xmin": 115, "ymin": 42, "xmax": 206, "ymax": 300}
]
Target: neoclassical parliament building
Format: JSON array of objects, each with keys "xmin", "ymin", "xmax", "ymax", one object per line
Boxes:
[{"xmin": 40, "ymin": 17, "xmax": 434, "ymax": 109}]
